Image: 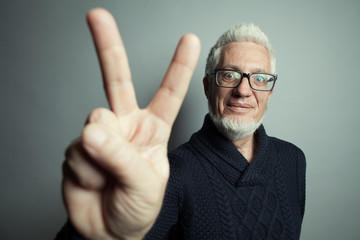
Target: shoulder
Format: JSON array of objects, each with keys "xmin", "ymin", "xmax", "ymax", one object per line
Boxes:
[
  {"xmin": 169, "ymin": 142, "xmax": 195, "ymax": 162},
  {"xmin": 167, "ymin": 141, "xmax": 214, "ymax": 188},
  {"xmin": 168, "ymin": 142, "xmax": 202, "ymax": 174},
  {"xmin": 267, "ymin": 136, "xmax": 306, "ymax": 174},
  {"xmin": 268, "ymin": 136, "xmax": 305, "ymax": 159}
]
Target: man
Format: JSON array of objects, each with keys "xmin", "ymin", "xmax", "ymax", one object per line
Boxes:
[{"xmin": 57, "ymin": 8, "xmax": 306, "ymax": 240}]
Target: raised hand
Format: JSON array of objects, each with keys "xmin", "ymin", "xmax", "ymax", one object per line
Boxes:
[{"xmin": 62, "ymin": 8, "xmax": 200, "ymax": 240}]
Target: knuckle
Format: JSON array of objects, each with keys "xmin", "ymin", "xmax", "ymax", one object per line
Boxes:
[
  {"xmin": 63, "ymin": 148, "xmax": 81, "ymax": 179},
  {"xmin": 62, "ymin": 159, "xmax": 77, "ymax": 183},
  {"xmin": 87, "ymin": 108, "xmax": 111, "ymax": 124},
  {"xmin": 64, "ymin": 138, "xmax": 81, "ymax": 159},
  {"xmin": 80, "ymin": 172, "xmax": 104, "ymax": 190}
]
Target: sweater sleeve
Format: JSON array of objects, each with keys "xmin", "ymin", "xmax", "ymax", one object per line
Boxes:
[
  {"xmin": 55, "ymin": 220, "xmax": 85, "ymax": 240},
  {"xmin": 297, "ymin": 149, "xmax": 306, "ymax": 221}
]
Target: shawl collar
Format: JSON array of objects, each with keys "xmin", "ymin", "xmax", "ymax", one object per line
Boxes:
[{"xmin": 189, "ymin": 114, "xmax": 274, "ymax": 187}]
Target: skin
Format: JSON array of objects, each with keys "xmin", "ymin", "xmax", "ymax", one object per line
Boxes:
[
  {"xmin": 62, "ymin": 8, "xmax": 200, "ymax": 240},
  {"xmin": 203, "ymin": 42, "xmax": 273, "ymax": 161}
]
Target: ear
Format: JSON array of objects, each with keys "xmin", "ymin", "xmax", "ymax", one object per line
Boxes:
[{"xmin": 203, "ymin": 76, "xmax": 210, "ymax": 100}]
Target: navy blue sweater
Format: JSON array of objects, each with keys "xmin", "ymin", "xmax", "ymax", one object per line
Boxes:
[{"xmin": 57, "ymin": 115, "xmax": 306, "ymax": 239}]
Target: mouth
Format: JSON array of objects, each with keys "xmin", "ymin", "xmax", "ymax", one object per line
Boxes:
[{"xmin": 226, "ymin": 102, "xmax": 253, "ymax": 113}]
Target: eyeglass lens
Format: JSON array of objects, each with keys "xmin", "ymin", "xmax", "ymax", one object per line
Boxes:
[{"xmin": 216, "ymin": 70, "xmax": 275, "ymax": 91}]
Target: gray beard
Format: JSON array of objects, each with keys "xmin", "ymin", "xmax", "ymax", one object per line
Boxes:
[{"xmin": 208, "ymin": 105, "xmax": 263, "ymax": 141}]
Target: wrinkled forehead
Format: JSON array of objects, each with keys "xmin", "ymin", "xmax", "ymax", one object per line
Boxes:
[{"xmin": 216, "ymin": 42, "xmax": 271, "ymax": 73}]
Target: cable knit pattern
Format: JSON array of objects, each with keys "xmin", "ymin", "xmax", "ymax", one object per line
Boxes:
[
  {"xmin": 56, "ymin": 115, "xmax": 306, "ymax": 240},
  {"xmin": 203, "ymin": 158, "xmax": 236, "ymax": 239},
  {"xmin": 146, "ymin": 115, "xmax": 306, "ymax": 240}
]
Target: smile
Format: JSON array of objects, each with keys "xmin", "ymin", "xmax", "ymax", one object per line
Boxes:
[{"xmin": 226, "ymin": 102, "xmax": 253, "ymax": 113}]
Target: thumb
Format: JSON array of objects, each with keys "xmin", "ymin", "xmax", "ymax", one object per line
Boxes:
[{"xmin": 81, "ymin": 123, "xmax": 146, "ymax": 186}]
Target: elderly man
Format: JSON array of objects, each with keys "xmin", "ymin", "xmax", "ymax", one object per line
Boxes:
[{"xmin": 57, "ymin": 8, "xmax": 306, "ymax": 240}]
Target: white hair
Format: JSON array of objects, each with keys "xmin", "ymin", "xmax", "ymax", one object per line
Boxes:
[{"xmin": 205, "ymin": 23, "xmax": 276, "ymax": 74}]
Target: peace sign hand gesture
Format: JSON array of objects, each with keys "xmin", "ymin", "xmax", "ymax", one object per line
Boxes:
[{"xmin": 62, "ymin": 8, "xmax": 200, "ymax": 240}]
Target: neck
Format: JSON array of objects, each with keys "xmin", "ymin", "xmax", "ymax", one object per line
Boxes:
[{"xmin": 231, "ymin": 134, "xmax": 256, "ymax": 163}]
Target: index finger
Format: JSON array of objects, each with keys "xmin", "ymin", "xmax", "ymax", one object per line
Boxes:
[
  {"xmin": 148, "ymin": 34, "xmax": 201, "ymax": 126},
  {"xmin": 87, "ymin": 8, "xmax": 138, "ymax": 116}
]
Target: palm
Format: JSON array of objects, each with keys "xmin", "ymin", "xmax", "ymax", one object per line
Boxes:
[{"xmin": 62, "ymin": 8, "xmax": 200, "ymax": 240}]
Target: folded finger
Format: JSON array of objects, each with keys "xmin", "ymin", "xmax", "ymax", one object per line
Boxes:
[
  {"xmin": 62, "ymin": 177, "xmax": 106, "ymax": 239},
  {"xmin": 63, "ymin": 139, "xmax": 106, "ymax": 190}
]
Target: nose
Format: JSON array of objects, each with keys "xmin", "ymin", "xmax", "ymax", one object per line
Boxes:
[{"xmin": 233, "ymin": 75, "xmax": 252, "ymax": 97}]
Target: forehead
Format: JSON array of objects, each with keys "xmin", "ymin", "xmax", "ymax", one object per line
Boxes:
[{"xmin": 217, "ymin": 42, "xmax": 271, "ymax": 72}]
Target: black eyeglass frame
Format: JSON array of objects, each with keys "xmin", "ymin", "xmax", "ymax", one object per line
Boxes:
[{"xmin": 208, "ymin": 69, "xmax": 278, "ymax": 92}]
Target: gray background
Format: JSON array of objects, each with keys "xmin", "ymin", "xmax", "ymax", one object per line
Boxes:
[{"xmin": 1, "ymin": 0, "xmax": 359, "ymax": 239}]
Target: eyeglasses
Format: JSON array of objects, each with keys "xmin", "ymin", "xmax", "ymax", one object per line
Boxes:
[{"xmin": 208, "ymin": 69, "xmax": 278, "ymax": 92}]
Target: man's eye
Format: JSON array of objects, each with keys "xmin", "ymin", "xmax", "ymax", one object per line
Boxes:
[
  {"xmin": 224, "ymin": 73, "xmax": 234, "ymax": 79},
  {"xmin": 256, "ymin": 75, "xmax": 266, "ymax": 82},
  {"xmin": 222, "ymin": 71, "xmax": 240, "ymax": 80}
]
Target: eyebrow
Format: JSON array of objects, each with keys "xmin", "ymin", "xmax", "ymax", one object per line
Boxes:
[
  {"xmin": 221, "ymin": 64, "xmax": 239, "ymax": 70},
  {"xmin": 221, "ymin": 64, "xmax": 267, "ymax": 73},
  {"xmin": 252, "ymin": 68, "xmax": 266, "ymax": 73}
]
